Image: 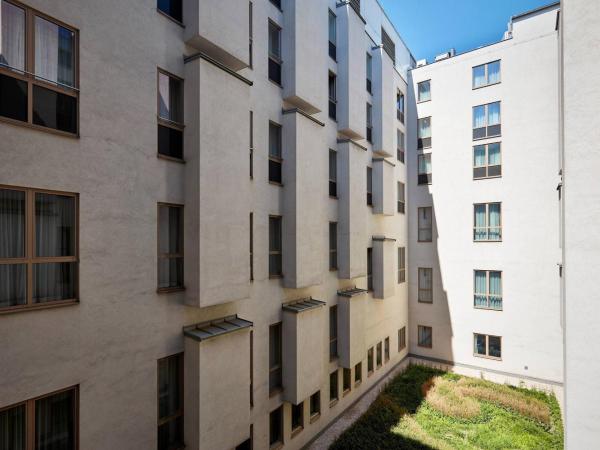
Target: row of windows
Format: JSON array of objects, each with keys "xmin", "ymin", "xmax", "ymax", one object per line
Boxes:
[{"xmin": 417, "ymin": 327, "xmax": 502, "ymax": 360}]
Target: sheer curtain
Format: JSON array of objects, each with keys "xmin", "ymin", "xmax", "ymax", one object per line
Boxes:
[
  {"xmin": 474, "ymin": 271, "xmax": 487, "ymax": 307},
  {"xmin": 488, "ymin": 102, "xmax": 501, "ymax": 126},
  {"xmin": 473, "ymin": 145, "xmax": 486, "ymax": 167},
  {"xmin": 489, "ymin": 204, "xmax": 501, "ymax": 240},
  {"xmin": 488, "ymin": 143, "xmax": 501, "ymax": 166},
  {"xmin": 488, "ymin": 61, "xmax": 501, "ymax": 84},
  {"xmin": 0, "ymin": 0, "xmax": 25, "ymax": 71},
  {"xmin": 473, "ymin": 65, "xmax": 486, "ymax": 88},
  {"xmin": 489, "ymin": 271, "xmax": 502, "ymax": 309},
  {"xmin": 35, "ymin": 16, "xmax": 75, "ymax": 87},
  {"xmin": 473, "ymin": 106, "xmax": 485, "ymax": 129},
  {"xmin": 418, "ymin": 154, "xmax": 431, "ymax": 174},
  {"xmin": 35, "ymin": 390, "xmax": 75, "ymax": 450},
  {"xmin": 0, "ymin": 189, "xmax": 26, "ymax": 307},
  {"xmin": 474, "ymin": 204, "xmax": 486, "ymax": 240},
  {"xmin": 418, "ymin": 117, "xmax": 431, "ymax": 138}
]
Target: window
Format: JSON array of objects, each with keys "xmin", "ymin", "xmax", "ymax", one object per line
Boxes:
[
  {"xmin": 384, "ymin": 337, "xmax": 390, "ymax": 362},
  {"xmin": 397, "ymin": 129, "xmax": 405, "ymax": 163},
  {"xmin": 0, "ymin": 187, "xmax": 78, "ymax": 311},
  {"xmin": 158, "ymin": 204, "xmax": 184, "ymax": 291},
  {"xmin": 269, "ymin": 323, "xmax": 282, "ymax": 393},
  {"xmin": 417, "ymin": 117, "xmax": 431, "ymax": 149},
  {"xmin": 381, "ymin": 27, "xmax": 395, "ymax": 63},
  {"xmin": 418, "ymin": 154, "xmax": 432, "ymax": 185},
  {"xmin": 343, "ymin": 368, "xmax": 351, "ymax": 393},
  {"xmin": 366, "ymin": 103, "xmax": 373, "ymax": 142},
  {"xmin": 158, "ymin": 70, "xmax": 184, "ymax": 160},
  {"xmin": 249, "ymin": 2, "xmax": 253, "ymax": 68},
  {"xmin": 268, "ymin": 216, "xmax": 282, "ymax": 277},
  {"xmin": 397, "ymin": 182, "xmax": 405, "ymax": 214},
  {"xmin": 418, "ymin": 268, "xmax": 433, "ymax": 303},
  {"xmin": 398, "ymin": 326, "xmax": 406, "ymax": 351},
  {"xmin": 474, "ymin": 333, "xmax": 502, "ymax": 359},
  {"xmin": 474, "ymin": 270, "xmax": 502, "ymax": 310},
  {"xmin": 473, "ymin": 102, "xmax": 501, "ymax": 139},
  {"xmin": 349, "ymin": 0, "xmax": 361, "ymax": 15},
  {"xmin": 158, "ymin": 353, "xmax": 183, "ymax": 450},
  {"xmin": 329, "ymin": 305, "xmax": 338, "ymax": 360},
  {"xmin": 0, "ymin": 386, "xmax": 78, "ymax": 450},
  {"xmin": 329, "ymin": 149, "xmax": 337, "ymax": 197},
  {"xmin": 269, "ymin": 406, "xmax": 283, "ymax": 447},
  {"xmin": 291, "ymin": 402, "xmax": 303, "ymax": 435},
  {"xmin": 329, "ymin": 222, "xmax": 338, "ymax": 270},
  {"xmin": 249, "ymin": 213, "xmax": 254, "ymax": 281},
  {"xmin": 268, "ymin": 20, "xmax": 282, "ymax": 85},
  {"xmin": 328, "ymin": 10, "xmax": 336, "ymax": 60},
  {"xmin": 473, "ymin": 60, "xmax": 500, "ymax": 89},
  {"xmin": 366, "ymin": 53, "xmax": 372, "ymax": 93},
  {"xmin": 268, "ymin": 122, "xmax": 282, "ymax": 184},
  {"xmin": 376, "ymin": 341, "xmax": 382, "ymax": 367},
  {"xmin": 473, "ymin": 142, "xmax": 501, "ymax": 179},
  {"xmin": 249, "ymin": 111, "xmax": 254, "ymax": 177},
  {"xmin": 418, "ymin": 80, "xmax": 431, "ymax": 102},
  {"xmin": 367, "ymin": 247, "xmax": 373, "ymax": 291},
  {"xmin": 366, "ymin": 167, "xmax": 373, "ymax": 205},
  {"xmin": 418, "ymin": 325, "xmax": 432, "ymax": 348},
  {"xmin": 367, "ymin": 347, "xmax": 374, "ymax": 374},
  {"xmin": 397, "ymin": 247, "xmax": 406, "ymax": 283},
  {"xmin": 329, "ymin": 370, "xmax": 339, "ymax": 404},
  {"xmin": 473, "ymin": 203, "xmax": 501, "ymax": 241},
  {"xmin": 310, "ymin": 391, "xmax": 320, "ymax": 419},
  {"xmin": 418, "ymin": 207, "xmax": 432, "ymax": 242},
  {"xmin": 354, "ymin": 362, "xmax": 362, "ymax": 384},
  {"xmin": 396, "ymin": 91, "xmax": 405, "ymax": 123},
  {"xmin": 157, "ymin": 0, "xmax": 182, "ymax": 22},
  {"xmin": 0, "ymin": 1, "xmax": 78, "ymax": 135},
  {"xmin": 328, "ymin": 72, "xmax": 337, "ymax": 120},
  {"xmin": 270, "ymin": 0, "xmax": 282, "ymax": 8}
]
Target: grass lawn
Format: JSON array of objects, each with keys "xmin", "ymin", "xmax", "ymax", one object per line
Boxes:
[{"xmin": 331, "ymin": 365, "xmax": 563, "ymax": 450}]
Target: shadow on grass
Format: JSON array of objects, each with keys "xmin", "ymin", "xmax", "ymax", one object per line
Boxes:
[{"xmin": 330, "ymin": 365, "xmax": 444, "ymax": 450}]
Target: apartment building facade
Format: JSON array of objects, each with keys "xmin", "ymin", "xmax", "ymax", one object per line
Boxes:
[
  {"xmin": 0, "ymin": 0, "xmax": 411, "ymax": 449},
  {"xmin": 407, "ymin": 3, "xmax": 564, "ymax": 389}
]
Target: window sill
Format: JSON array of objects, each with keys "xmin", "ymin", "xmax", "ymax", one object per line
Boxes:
[
  {"xmin": 329, "ymin": 399, "xmax": 338, "ymax": 408},
  {"xmin": 417, "ymin": 182, "xmax": 432, "ymax": 186},
  {"xmin": 367, "ymin": 370, "xmax": 374, "ymax": 377},
  {"xmin": 269, "ymin": 274, "xmax": 283, "ymax": 280},
  {"xmin": 291, "ymin": 426, "xmax": 303, "ymax": 438},
  {"xmin": 473, "ymin": 240, "xmax": 503, "ymax": 243},
  {"xmin": 157, "ymin": 154, "xmax": 185, "ymax": 164},
  {"xmin": 417, "ymin": 99, "xmax": 431, "ymax": 104},
  {"xmin": 417, "ymin": 239, "xmax": 433, "ymax": 243},
  {"xmin": 269, "ymin": 387, "xmax": 283, "ymax": 398},
  {"xmin": 474, "ymin": 305, "xmax": 503, "ymax": 312},
  {"xmin": 329, "ymin": 268, "xmax": 338, "ymax": 272},
  {"xmin": 473, "ymin": 134, "xmax": 502, "ymax": 142},
  {"xmin": 157, "ymin": 287, "xmax": 186, "ymax": 294},
  {"xmin": 268, "ymin": 79, "xmax": 283, "ymax": 89},
  {"xmin": 418, "ymin": 344, "xmax": 432, "ymax": 349},
  {"xmin": 329, "ymin": 195, "xmax": 338, "ymax": 200},
  {"xmin": 472, "ymin": 81, "xmax": 501, "ymax": 91},
  {"xmin": 270, "ymin": 441, "xmax": 284, "ymax": 450},
  {"xmin": 342, "ymin": 389, "xmax": 351, "ymax": 397},
  {"xmin": 474, "ymin": 353, "xmax": 502, "ymax": 361},
  {"xmin": 156, "ymin": 8, "xmax": 185, "ymax": 27},
  {"xmin": 309, "ymin": 413, "xmax": 321, "ymax": 424},
  {"xmin": 417, "ymin": 146, "xmax": 432, "ymax": 151},
  {"xmin": 354, "ymin": 380, "xmax": 362, "ymax": 388},
  {"xmin": 474, "ymin": 175, "xmax": 502, "ymax": 181},
  {"xmin": 269, "ymin": 181, "xmax": 284, "ymax": 187},
  {"xmin": 418, "ymin": 300, "xmax": 433, "ymax": 304},
  {"xmin": 0, "ymin": 115, "xmax": 79, "ymax": 139},
  {"xmin": 0, "ymin": 299, "xmax": 79, "ymax": 315}
]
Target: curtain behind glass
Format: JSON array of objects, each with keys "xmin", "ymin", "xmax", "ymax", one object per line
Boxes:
[
  {"xmin": 36, "ymin": 193, "xmax": 75, "ymax": 257},
  {"xmin": 474, "ymin": 334, "xmax": 486, "ymax": 354},
  {"xmin": 0, "ymin": 189, "xmax": 25, "ymax": 258},
  {"xmin": 488, "ymin": 143, "xmax": 501, "ymax": 165},
  {"xmin": 488, "ymin": 61, "xmax": 501, "ymax": 84},
  {"xmin": 489, "ymin": 271, "xmax": 502, "ymax": 309},
  {"xmin": 268, "ymin": 23, "xmax": 280, "ymax": 58},
  {"xmin": 158, "ymin": 73, "xmax": 182, "ymax": 123},
  {"xmin": 489, "ymin": 204, "xmax": 501, "ymax": 240},
  {"xmin": 0, "ymin": 1, "xmax": 25, "ymax": 71},
  {"xmin": 0, "ymin": 404, "xmax": 25, "ymax": 450},
  {"xmin": 418, "ymin": 81, "xmax": 430, "ymax": 102},
  {"xmin": 418, "ymin": 117, "xmax": 430, "ymax": 138},
  {"xmin": 35, "ymin": 17, "xmax": 75, "ymax": 87},
  {"xmin": 474, "ymin": 205, "xmax": 486, "ymax": 240},
  {"xmin": 35, "ymin": 390, "xmax": 75, "ymax": 450},
  {"xmin": 474, "ymin": 271, "xmax": 487, "ymax": 307},
  {"xmin": 473, "ymin": 65, "xmax": 486, "ymax": 88},
  {"xmin": 473, "ymin": 106, "xmax": 485, "ymax": 128},
  {"xmin": 268, "ymin": 124, "xmax": 280, "ymax": 158},
  {"xmin": 473, "ymin": 145, "xmax": 486, "ymax": 167},
  {"xmin": 488, "ymin": 102, "xmax": 501, "ymax": 125},
  {"xmin": 418, "ymin": 154, "xmax": 431, "ymax": 174}
]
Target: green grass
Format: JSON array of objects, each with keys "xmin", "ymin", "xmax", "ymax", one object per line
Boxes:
[{"xmin": 330, "ymin": 365, "xmax": 563, "ymax": 450}]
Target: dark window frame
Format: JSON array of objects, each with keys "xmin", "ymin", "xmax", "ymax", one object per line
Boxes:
[
  {"xmin": 474, "ymin": 333, "xmax": 502, "ymax": 360},
  {"xmin": 329, "ymin": 149, "xmax": 337, "ymax": 198},
  {"xmin": 418, "ymin": 325, "xmax": 432, "ymax": 348},
  {"xmin": 329, "ymin": 304, "xmax": 338, "ymax": 360},
  {"xmin": 397, "ymin": 247, "xmax": 405, "ymax": 283},
  {"xmin": 329, "ymin": 222, "xmax": 338, "ymax": 271},
  {"xmin": 398, "ymin": 326, "xmax": 406, "ymax": 351},
  {"xmin": 268, "ymin": 215, "xmax": 283, "ymax": 278},
  {"xmin": 329, "ymin": 370, "xmax": 339, "ymax": 405},
  {"xmin": 418, "ymin": 267, "xmax": 433, "ymax": 303},
  {"xmin": 157, "ymin": 68, "xmax": 185, "ymax": 162},
  {"xmin": 157, "ymin": 203, "xmax": 184, "ymax": 293},
  {"xmin": 157, "ymin": 0, "xmax": 183, "ymax": 24},
  {"xmin": 367, "ymin": 247, "xmax": 373, "ymax": 291},
  {"xmin": 328, "ymin": 71, "xmax": 337, "ymax": 120},
  {"xmin": 417, "ymin": 206, "xmax": 432, "ymax": 242},
  {"xmin": 157, "ymin": 353, "xmax": 184, "ymax": 450},
  {"xmin": 291, "ymin": 401, "xmax": 304, "ymax": 437},
  {"xmin": 268, "ymin": 20, "xmax": 282, "ymax": 86},
  {"xmin": 417, "ymin": 116, "xmax": 431, "ymax": 149},
  {"xmin": 473, "ymin": 142, "xmax": 502, "ymax": 179},
  {"xmin": 397, "ymin": 181, "xmax": 405, "ymax": 214},
  {"xmin": 417, "ymin": 153, "xmax": 432, "ymax": 185},
  {"xmin": 268, "ymin": 121, "xmax": 283, "ymax": 185},
  {"xmin": 269, "ymin": 405, "xmax": 283, "ymax": 447},
  {"xmin": 309, "ymin": 391, "xmax": 321, "ymax": 421},
  {"xmin": 417, "ymin": 79, "xmax": 431, "ymax": 103},
  {"xmin": 328, "ymin": 9, "xmax": 337, "ymax": 61},
  {"xmin": 269, "ymin": 322, "xmax": 283, "ymax": 394}
]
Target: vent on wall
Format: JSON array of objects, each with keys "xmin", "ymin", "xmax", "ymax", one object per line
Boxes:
[
  {"xmin": 381, "ymin": 27, "xmax": 396, "ymax": 63},
  {"xmin": 434, "ymin": 49, "xmax": 455, "ymax": 62},
  {"xmin": 416, "ymin": 59, "xmax": 427, "ymax": 68}
]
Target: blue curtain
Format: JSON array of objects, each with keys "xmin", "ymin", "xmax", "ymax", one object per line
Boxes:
[
  {"xmin": 489, "ymin": 271, "xmax": 502, "ymax": 309},
  {"xmin": 474, "ymin": 271, "xmax": 487, "ymax": 307},
  {"xmin": 472, "ymin": 65, "xmax": 486, "ymax": 88},
  {"xmin": 474, "ymin": 204, "xmax": 486, "ymax": 240},
  {"xmin": 489, "ymin": 204, "xmax": 501, "ymax": 240}
]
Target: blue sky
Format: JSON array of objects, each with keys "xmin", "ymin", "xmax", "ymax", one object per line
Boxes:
[{"xmin": 378, "ymin": 0, "xmax": 556, "ymax": 62}]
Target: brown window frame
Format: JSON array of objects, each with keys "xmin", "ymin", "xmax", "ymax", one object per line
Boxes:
[
  {"xmin": 0, "ymin": 0, "xmax": 80, "ymax": 137},
  {"xmin": 268, "ymin": 121, "xmax": 283, "ymax": 185},
  {"xmin": 397, "ymin": 181, "xmax": 405, "ymax": 214},
  {"xmin": 397, "ymin": 247, "xmax": 406, "ymax": 283},
  {"xmin": 367, "ymin": 346, "xmax": 374, "ymax": 375},
  {"xmin": 157, "ymin": 353, "xmax": 184, "ymax": 450},
  {"xmin": 268, "ymin": 215, "xmax": 282, "ymax": 278},
  {"xmin": 290, "ymin": 401, "xmax": 304, "ymax": 437},
  {"xmin": 157, "ymin": 203, "xmax": 184, "ymax": 293},
  {"xmin": 309, "ymin": 391, "xmax": 321, "ymax": 422},
  {"xmin": 329, "ymin": 369, "xmax": 339, "ymax": 405},
  {"xmin": 342, "ymin": 368, "xmax": 351, "ymax": 395},
  {"xmin": 473, "ymin": 142, "xmax": 502, "ymax": 179},
  {"xmin": 0, "ymin": 385, "xmax": 79, "ymax": 450},
  {"xmin": 473, "ymin": 202, "xmax": 502, "ymax": 242},
  {"xmin": 354, "ymin": 362, "xmax": 362, "ymax": 385},
  {"xmin": 417, "ymin": 79, "xmax": 431, "ymax": 103},
  {"xmin": 0, "ymin": 185, "xmax": 79, "ymax": 314},
  {"xmin": 417, "ymin": 207, "xmax": 432, "ymax": 242},
  {"xmin": 157, "ymin": 68, "xmax": 185, "ymax": 162},
  {"xmin": 474, "ymin": 333, "xmax": 502, "ymax": 360},
  {"xmin": 376, "ymin": 341, "xmax": 382, "ymax": 368},
  {"xmin": 329, "ymin": 304, "xmax": 338, "ymax": 360},
  {"xmin": 329, "ymin": 222, "xmax": 338, "ymax": 271},
  {"xmin": 397, "ymin": 129, "xmax": 405, "ymax": 163},
  {"xmin": 398, "ymin": 326, "xmax": 406, "ymax": 351},
  {"xmin": 418, "ymin": 267, "xmax": 433, "ymax": 303},
  {"xmin": 384, "ymin": 336, "xmax": 390, "ymax": 362},
  {"xmin": 418, "ymin": 325, "xmax": 432, "ymax": 348},
  {"xmin": 269, "ymin": 322, "xmax": 283, "ymax": 395},
  {"xmin": 474, "ymin": 269, "xmax": 503, "ymax": 310}
]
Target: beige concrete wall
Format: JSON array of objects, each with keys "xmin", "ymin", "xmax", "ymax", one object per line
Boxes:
[
  {"xmin": 372, "ymin": 237, "xmax": 396, "ymax": 300},
  {"xmin": 338, "ymin": 292, "xmax": 367, "ymax": 368},
  {"xmin": 373, "ymin": 157, "xmax": 395, "ymax": 216},
  {"xmin": 372, "ymin": 47, "xmax": 395, "ymax": 157}
]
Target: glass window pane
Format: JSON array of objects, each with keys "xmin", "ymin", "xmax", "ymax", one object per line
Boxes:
[
  {"xmin": 32, "ymin": 85, "xmax": 77, "ymax": 134},
  {"xmin": 158, "ymin": 257, "xmax": 183, "ymax": 289},
  {"xmin": 35, "ymin": 193, "xmax": 76, "ymax": 257},
  {"xmin": 328, "ymin": 11, "xmax": 336, "ymax": 43},
  {"xmin": 0, "ymin": 263, "xmax": 26, "ymax": 308},
  {"xmin": 473, "ymin": 65, "xmax": 486, "ymax": 88},
  {"xmin": 0, "ymin": 188, "xmax": 25, "ymax": 258},
  {"xmin": 35, "ymin": 16, "xmax": 75, "ymax": 87},
  {"xmin": 158, "ymin": 206, "xmax": 182, "ymax": 255},
  {"xmin": 157, "ymin": 0, "xmax": 182, "ymax": 22},
  {"xmin": 33, "ymin": 262, "xmax": 76, "ymax": 303},
  {"xmin": 473, "ymin": 145, "xmax": 486, "ymax": 167},
  {"xmin": 269, "ymin": 124, "xmax": 281, "ymax": 157},
  {"xmin": 488, "ymin": 61, "xmax": 501, "ymax": 84},
  {"xmin": 0, "ymin": 403, "xmax": 26, "ymax": 450},
  {"xmin": 488, "ymin": 143, "xmax": 501, "ymax": 165},
  {"xmin": 158, "ymin": 355, "xmax": 182, "ymax": 419},
  {"xmin": 268, "ymin": 22, "xmax": 280, "ymax": 58},
  {"xmin": 35, "ymin": 389, "xmax": 75, "ymax": 450},
  {"xmin": 418, "ymin": 117, "xmax": 431, "ymax": 138},
  {"xmin": 489, "ymin": 336, "xmax": 502, "ymax": 358},
  {"xmin": 158, "ymin": 73, "xmax": 182, "ymax": 123},
  {"xmin": 158, "ymin": 416, "xmax": 183, "ymax": 450},
  {"xmin": 489, "ymin": 271, "xmax": 502, "ymax": 296},
  {"xmin": 418, "ymin": 80, "xmax": 430, "ymax": 102},
  {"xmin": 0, "ymin": 1, "xmax": 25, "ymax": 71},
  {"xmin": 474, "ymin": 334, "xmax": 486, "ymax": 355},
  {"xmin": 158, "ymin": 124, "xmax": 183, "ymax": 159},
  {"xmin": 0, "ymin": 72, "xmax": 27, "ymax": 122},
  {"xmin": 473, "ymin": 105, "xmax": 485, "ymax": 128},
  {"xmin": 488, "ymin": 102, "xmax": 501, "ymax": 125}
]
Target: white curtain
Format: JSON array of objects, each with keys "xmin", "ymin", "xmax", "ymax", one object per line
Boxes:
[
  {"xmin": 473, "ymin": 65, "xmax": 486, "ymax": 88},
  {"xmin": 473, "ymin": 106, "xmax": 485, "ymax": 129},
  {"xmin": 419, "ymin": 81, "xmax": 431, "ymax": 102},
  {"xmin": 488, "ymin": 143, "xmax": 501, "ymax": 165},
  {"xmin": 35, "ymin": 16, "xmax": 75, "ymax": 87},
  {"xmin": 473, "ymin": 145, "xmax": 486, "ymax": 167},
  {"xmin": 488, "ymin": 61, "xmax": 501, "ymax": 84},
  {"xmin": 0, "ymin": 0, "xmax": 25, "ymax": 71},
  {"xmin": 474, "ymin": 271, "xmax": 487, "ymax": 307},
  {"xmin": 418, "ymin": 154, "xmax": 431, "ymax": 174},
  {"xmin": 489, "ymin": 203, "xmax": 501, "ymax": 240},
  {"xmin": 488, "ymin": 102, "xmax": 501, "ymax": 126},
  {"xmin": 418, "ymin": 117, "xmax": 431, "ymax": 138},
  {"xmin": 474, "ymin": 204, "xmax": 486, "ymax": 240}
]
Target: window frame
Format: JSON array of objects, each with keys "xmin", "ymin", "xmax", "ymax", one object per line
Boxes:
[
  {"xmin": 366, "ymin": 52, "xmax": 372, "ymax": 93},
  {"xmin": 0, "ymin": 385, "xmax": 79, "ymax": 450},
  {"xmin": 329, "ymin": 369, "xmax": 339, "ymax": 406},
  {"xmin": 418, "ymin": 267, "xmax": 433, "ymax": 303},
  {"xmin": 342, "ymin": 368, "xmax": 351, "ymax": 395},
  {"xmin": 309, "ymin": 391, "xmax": 321, "ymax": 422},
  {"xmin": 366, "ymin": 166, "xmax": 373, "ymax": 206},
  {"xmin": 367, "ymin": 346, "xmax": 374, "ymax": 375},
  {"xmin": 0, "ymin": 0, "xmax": 80, "ymax": 137},
  {"xmin": 249, "ymin": 111, "xmax": 254, "ymax": 178},
  {"xmin": 473, "ymin": 202, "xmax": 502, "ymax": 242},
  {"xmin": 328, "ymin": 71, "xmax": 337, "ymax": 120},
  {"xmin": 329, "ymin": 149, "xmax": 337, "ymax": 198},
  {"xmin": 397, "ymin": 181, "xmax": 405, "ymax": 214},
  {"xmin": 268, "ymin": 215, "xmax": 283, "ymax": 278},
  {"xmin": 417, "ymin": 153, "xmax": 432, "ymax": 185},
  {"xmin": 473, "ymin": 142, "xmax": 502, "ymax": 179},
  {"xmin": 354, "ymin": 362, "xmax": 362, "ymax": 385},
  {"xmin": 268, "ymin": 322, "xmax": 283, "ymax": 395},
  {"xmin": 157, "ymin": 68, "xmax": 185, "ymax": 162},
  {"xmin": 397, "ymin": 247, "xmax": 406, "ymax": 283},
  {"xmin": 417, "ymin": 116, "xmax": 431, "ymax": 149},
  {"xmin": 474, "ymin": 270, "xmax": 503, "ymax": 310},
  {"xmin": 384, "ymin": 336, "xmax": 390, "ymax": 363},
  {"xmin": 328, "ymin": 9, "xmax": 337, "ymax": 61},
  {"xmin": 366, "ymin": 102, "xmax": 373, "ymax": 142},
  {"xmin": 398, "ymin": 326, "xmax": 406, "ymax": 351},
  {"xmin": 418, "ymin": 325, "xmax": 432, "ymax": 348},
  {"xmin": 397, "ymin": 129, "xmax": 405, "ymax": 163},
  {"xmin": 268, "ymin": 19, "xmax": 282, "ymax": 86},
  {"xmin": 0, "ymin": 184, "xmax": 79, "ymax": 314},
  {"xmin": 396, "ymin": 91, "xmax": 405, "ymax": 123},
  {"xmin": 367, "ymin": 247, "xmax": 373, "ymax": 291},
  {"xmin": 473, "ymin": 333, "xmax": 502, "ymax": 360},
  {"xmin": 329, "ymin": 222, "xmax": 338, "ymax": 271},
  {"xmin": 472, "ymin": 60, "xmax": 501, "ymax": 89},
  {"xmin": 268, "ymin": 121, "xmax": 283, "ymax": 185},
  {"xmin": 157, "ymin": 202, "xmax": 185, "ymax": 293},
  {"xmin": 329, "ymin": 304, "xmax": 338, "ymax": 360},
  {"xmin": 376, "ymin": 341, "xmax": 382, "ymax": 368},
  {"xmin": 417, "ymin": 79, "xmax": 431, "ymax": 103},
  {"xmin": 417, "ymin": 207, "xmax": 432, "ymax": 243},
  {"xmin": 291, "ymin": 401, "xmax": 304, "ymax": 437},
  {"xmin": 472, "ymin": 101, "xmax": 501, "ymax": 140},
  {"xmin": 269, "ymin": 405, "xmax": 283, "ymax": 448},
  {"xmin": 157, "ymin": 353, "xmax": 184, "ymax": 450}
]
